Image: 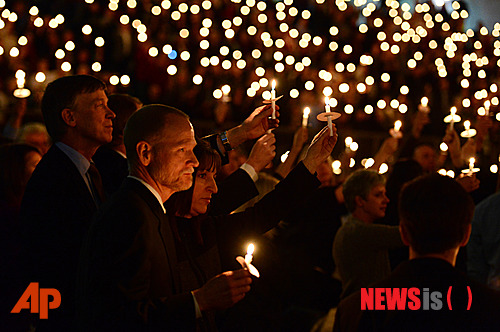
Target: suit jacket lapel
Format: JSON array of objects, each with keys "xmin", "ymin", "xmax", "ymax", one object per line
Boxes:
[
  {"xmin": 121, "ymin": 178, "xmax": 182, "ymax": 293},
  {"xmin": 51, "ymin": 145, "xmax": 96, "ymax": 213}
]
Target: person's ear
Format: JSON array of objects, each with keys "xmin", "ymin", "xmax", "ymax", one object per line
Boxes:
[
  {"xmin": 354, "ymin": 195, "xmax": 364, "ymax": 208},
  {"xmin": 136, "ymin": 141, "xmax": 153, "ymax": 167},
  {"xmin": 61, "ymin": 108, "xmax": 77, "ymax": 127},
  {"xmin": 460, "ymin": 224, "xmax": 472, "ymax": 247},
  {"xmin": 399, "ymin": 224, "xmax": 410, "ymax": 246}
]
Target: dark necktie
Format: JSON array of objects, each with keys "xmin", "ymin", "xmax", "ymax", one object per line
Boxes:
[{"xmin": 86, "ymin": 163, "xmax": 106, "ymax": 206}]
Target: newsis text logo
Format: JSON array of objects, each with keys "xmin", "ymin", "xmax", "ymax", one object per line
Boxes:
[{"xmin": 361, "ymin": 287, "xmax": 472, "ymax": 310}]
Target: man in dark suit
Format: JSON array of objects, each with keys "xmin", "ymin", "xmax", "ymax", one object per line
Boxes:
[
  {"xmin": 78, "ymin": 105, "xmax": 261, "ymax": 331},
  {"xmin": 334, "ymin": 174, "xmax": 500, "ymax": 331},
  {"xmin": 18, "ymin": 75, "xmax": 115, "ymax": 331}
]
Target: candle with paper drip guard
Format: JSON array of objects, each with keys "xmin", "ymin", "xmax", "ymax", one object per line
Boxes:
[
  {"xmin": 460, "ymin": 120, "xmax": 477, "ymax": 138},
  {"xmin": 302, "ymin": 107, "xmax": 310, "ymax": 127},
  {"xmin": 389, "ymin": 120, "xmax": 403, "ymax": 139},
  {"xmin": 444, "ymin": 106, "xmax": 460, "ymax": 132},
  {"xmin": 236, "ymin": 243, "xmax": 260, "ymax": 278},
  {"xmin": 418, "ymin": 96, "xmax": 430, "ymax": 113},
  {"xmin": 316, "ymin": 97, "xmax": 341, "ymax": 131},
  {"xmin": 462, "ymin": 157, "xmax": 480, "ymax": 175}
]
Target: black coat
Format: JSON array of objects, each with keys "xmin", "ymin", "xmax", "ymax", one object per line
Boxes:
[
  {"xmin": 78, "ymin": 177, "xmax": 194, "ymax": 331},
  {"xmin": 19, "ymin": 145, "xmax": 97, "ymax": 331}
]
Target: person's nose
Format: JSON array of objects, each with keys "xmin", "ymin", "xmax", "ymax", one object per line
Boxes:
[
  {"xmin": 208, "ymin": 176, "xmax": 218, "ymax": 194},
  {"xmin": 106, "ymin": 105, "xmax": 116, "ymax": 119},
  {"xmin": 189, "ymin": 150, "xmax": 199, "ymax": 168}
]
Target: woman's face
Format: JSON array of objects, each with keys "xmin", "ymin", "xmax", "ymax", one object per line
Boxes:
[
  {"xmin": 188, "ymin": 167, "xmax": 218, "ymax": 217},
  {"xmin": 24, "ymin": 151, "xmax": 42, "ymax": 179}
]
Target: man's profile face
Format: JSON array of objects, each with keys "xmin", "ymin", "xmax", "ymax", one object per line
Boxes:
[
  {"xmin": 148, "ymin": 115, "xmax": 199, "ymax": 193},
  {"xmin": 72, "ymin": 89, "xmax": 116, "ymax": 146},
  {"xmin": 358, "ymin": 184, "xmax": 389, "ymax": 220}
]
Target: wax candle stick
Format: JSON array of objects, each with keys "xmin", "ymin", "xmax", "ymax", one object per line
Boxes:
[
  {"xmin": 325, "ymin": 97, "xmax": 333, "ymax": 136},
  {"xmin": 271, "ymin": 80, "xmax": 276, "ymax": 119}
]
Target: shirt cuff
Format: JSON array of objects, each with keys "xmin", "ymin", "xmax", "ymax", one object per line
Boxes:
[
  {"xmin": 240, "ymin": 163, "xmax": 258, "ymax": 182},
  {"xmin": 191, "ymin": 291, "xmax": 202, "ymax": 319}
]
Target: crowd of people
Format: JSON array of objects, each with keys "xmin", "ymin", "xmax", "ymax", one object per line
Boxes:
[
  {"xmin": 1, "ymin": 0, "xmax": 500, "ymax": 331},
  {"xmin": 0, "ymin": 73, "xmax": 500, "ymax": 332}
]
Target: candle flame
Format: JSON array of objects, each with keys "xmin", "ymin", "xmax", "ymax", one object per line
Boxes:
[
  {"xmin": 464, "ymin": 120, "xmax": 470, "ymax": 130},
  {"xmin": 421, "ymin": 97, "xmax": 428, "ymax": 107},
  {"xmin": 450, "ymin": 106, "xmax": 457, "ymax": 115},
  {"xmin": 272, "ymin": 80, "xmax": 276, "ymax": 90},
  {"xmin": 325, "ymin": 96, "xmax": 330, "ymax": 105},
  {"xmin": 247, "ymin": 243, "xmax": 255, "ymax": 255},
  {"xmin": 345, "ymin": 136, "xmax": 353, "ymax": 147},
  {"xmin": 303, "ymin": 107, "xmax": 310, "ymax": 117},
  {"xmin": 469, "ymin": 157, "xmax": 475, "ymax": 169},
  {"xmin": 394, "ymin": 120, "xmax": 402, "ymax": 132}
]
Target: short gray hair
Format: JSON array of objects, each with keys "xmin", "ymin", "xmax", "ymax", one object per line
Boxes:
[{"xmin": 342, "ymin": 169, "xmax": 386, "ymax": 213}]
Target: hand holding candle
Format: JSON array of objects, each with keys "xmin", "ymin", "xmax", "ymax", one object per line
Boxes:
[{"xmin": 236, "ymin": 243, "xmax": 260, "ymax": 278}]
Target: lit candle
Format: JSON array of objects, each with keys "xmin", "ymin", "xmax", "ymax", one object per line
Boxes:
[
  {"xmin": 444, "ymin": 106, "xmax": 460, "ymax": 132},
  {"xmin": 302, "ymin": 107, "xmax": 310, "ymax": 127},
  {"xmin": 245, "ymin": 243, "xmax": 254, "ymax": 265},
  {"xmin": 271, "ymin": 80, "xmax": 276, "ymax": 119},
  {"xmin": 222, "ymin": 84, "xmax": 231, "ymax": 103},
  {"xmin": 390, "ymin": 120, "xmax": 403, "ymax": 138},
  {"xmin": 460, "ymin": 120, "xmax": 477, "ymax": 138},
  {"xmin": 421, "ymin": 97, "xmax": 428, "ymax": 107},
  {"xmin": 236, "ymin": 243, "xmax": 260, "ymax": 278},
  {"xmin": 325, "ymin": 97, "xmax": 333, "ymax": 136},
  {"xmin": 469, "ymin": 157, "xmax": 475, "ymax": 173},
  {"xmin": 485, "ymin": 100, "xmax": 490, "ymax": 116}
]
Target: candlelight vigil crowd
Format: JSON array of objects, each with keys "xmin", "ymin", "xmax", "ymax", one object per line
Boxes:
[{"xmin": 2, "ymin": 0, "xmax": 500, "ymax": 331}]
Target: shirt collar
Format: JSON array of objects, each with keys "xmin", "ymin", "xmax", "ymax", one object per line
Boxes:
[
  {"xmin": 55, "ymin": 142, "xmax": 91, "ymax": 176},
  {"xmin": 127, "ymin": 175, "xmax": 166, "ymax": 214}
]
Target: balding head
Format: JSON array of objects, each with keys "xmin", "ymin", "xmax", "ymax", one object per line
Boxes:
[{"xmin": 124, "ymin": 104, "xmax": 189, "ymax": 170}]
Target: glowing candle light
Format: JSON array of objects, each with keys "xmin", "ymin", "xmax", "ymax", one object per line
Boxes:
[
  {"xmin": 462, "ymin": 157, "xmax": 480, "ymax": 175},
  {"xmin": 444, "ymin": 106, "xmax": 460, "ymax": 131},
  {"xmin": 325, "ymin": 96, "xmax": 333, "ymax": 136},
  {"xmin": 245, "ymin": 243, "xmax": 254, "ymax": 265},
  {"xmin": 419, "ymin": 96, "xmax": 430, "ymax": 113},
  {"xmin": 390, "ymin": 120, "xmax": 403, "ymax": 138},
  {"xmin": 421, "ymin": 97, "xmax": 428, "ymax": 107},
  {"xmin": 485, "ymin": 100, "xmax": 491, "ymax": 116},
  {"xmin": 236, "ymin": 243, "xmax": 260, "ymax": 278},
  {"xmin": 460, "ymin": 120, "xmax": 477, "ymax": 138},
  {"xmin": 302, "ymin": 107, "xmax": 310, "ymax": 127}
]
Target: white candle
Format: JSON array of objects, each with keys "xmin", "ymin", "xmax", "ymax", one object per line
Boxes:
[
  {"xmin": 325, "ymin": 97, "xmax": 333, "ymax": 136},
  {"xmin": 485, "ymin": 100, "xmax": 490, "ymax": 116},
  {"xmin": 271, "ymin": 80, "xmax": 276, "ymax": 119},
  {"xmin": 245, "ymin": 243, "xmax": 254, "ymax": 265},
  {"xmin": 302, "ymin": 107, "xmax": 310, "ymax": 127}
]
